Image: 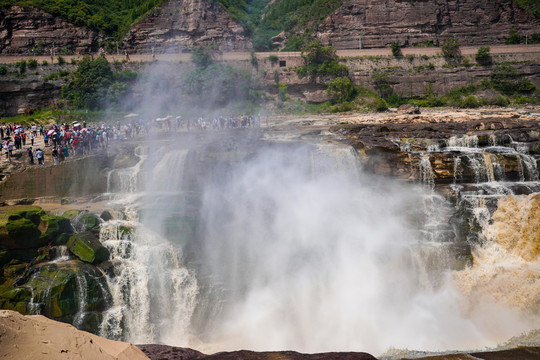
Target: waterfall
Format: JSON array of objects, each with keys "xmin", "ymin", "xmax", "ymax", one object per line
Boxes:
[
  {"xmin": 419, "ymin": 153, "xmax": 435, "ymax": 187},
  {"xmin": 94, "ymin": 135, "xmax": 539, "ymax": 355},
  {"xmin": 99, "ymin": 146, "xmax": 198, "ymax": 345}
]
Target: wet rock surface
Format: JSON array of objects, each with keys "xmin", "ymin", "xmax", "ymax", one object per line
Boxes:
[{"xmin": 137, "ymin": 345, "xmax": 376, "ymax": 360}]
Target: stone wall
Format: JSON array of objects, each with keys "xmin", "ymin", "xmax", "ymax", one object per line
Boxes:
[{"xmin": 0, "ymin": 155, "xmax": 110, "ymax": 202}]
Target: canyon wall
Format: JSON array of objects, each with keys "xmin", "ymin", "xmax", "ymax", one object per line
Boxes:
[
  {"xmin": 123, "ymin": 0, "xmax": 251, "ymax": 53},
  {"xmin": 316, "ymin": 0, "xmax": 540, "ymax": 49},
  {"xmin": 0, "ymin": 6, "xmax": 99, "ymax": 55}
]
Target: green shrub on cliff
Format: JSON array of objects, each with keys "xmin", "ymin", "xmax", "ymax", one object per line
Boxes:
[
  {"xmin": 475, "ymin": 46, "xmax": 492, "ymax": 66},
  {"xmin": 490, "ymin": 63, "xmax": 536, "ymax": 95},
  {"xmin": 441, "ymin": 37, "xmax": 462, "ymax": 64},
  {"xmin": 295, "ymin": 40, "xmax": 349, "ymax": 80}
]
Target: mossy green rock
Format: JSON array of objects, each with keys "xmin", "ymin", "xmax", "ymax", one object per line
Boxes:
[
  {"xmin": 62, "ymin": 209, "xmax": 82, "ymax": 219},
  {"xmin": 54, "ymin": 233, "xmax": 72, "ymax": 246},
  {"xmin": 79, "ymin": 213, "xmax": 101, "ymax": 233},
  {"xmin": 4, "ymin": 217, "xmax": 41, "ymax": 249},
  {"xmin": 39, "ymin": 215, "xmax": 72, "ymax": 243},
  {"xmin": 24, "ymin": 261, "xmax": 110, "ymax": 319},
  {"xmin": 0, "ymin": 206, "xmax": 73, "ymax": 250},
  {"xmin": 67, "ymin": 233, "xmax": 109, "ymax": 264}
]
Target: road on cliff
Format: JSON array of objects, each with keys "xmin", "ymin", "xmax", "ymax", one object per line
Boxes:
[{"xmin": 0, "ymin": 44, "xmax": 539, "ymax": 64}]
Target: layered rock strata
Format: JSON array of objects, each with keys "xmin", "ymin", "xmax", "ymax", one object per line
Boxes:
[
  {"xmin": 123, "ymin": 0, "xmax": 251, "ymax": 53},
  {"xmin": 0, "ymin": 6, "xmax": 99, "ymax": 55},
  {"xmin": 316, "ymin": 0, "xmax": 540, "ymax": 49}
]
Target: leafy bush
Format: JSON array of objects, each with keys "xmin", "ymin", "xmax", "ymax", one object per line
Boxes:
[
  {"xmin": 61, "ymin": 55, "xmax": 135, "ymax": 110},
  {"xmin": 250, "ymin": 49, "xmax": 258, "ymax": 68},
  {"xmin": 16, "ymin": 60, "xmax": 26, "ymax": 74},
  {"xmin": 295, "ymin": 40, "xmax": 349, "ymax": 80},
  {"xmin": 0, "ymin": 65, "xmax": 7, "ymax": 75},
  {"xmin": 390, "ymin": 42, "xmax": 402, "ymax": 57},
  {"xmin": 41, "ymin": 60, "xmax": 49, "ymax": 66},
  {"xmin": 490, "ymin": 64, "xmax": 536, "ymax": 95},
  {"xmin": 278, "ymin": 82, "xmax": 289, "ymax": 101},
  {"xmin": 326, "ymin": 77, "xmax": 357, "ymax": 104},
  {"xmin": 57, "ymin": 56, "xmax": 66, "ymax": 65},
  {"xmin": 191, "ymin": 46, "xmax": 215, "ymax": 69},
  {"xmin": 459, "ymin": 95, "xmax": 479, "ymax": 108},
  {"xmin": 372, "ymin": 72, "xmax": 393, "ymax": 99},
  {"xmin": 441, "ymin": 37, "xmax": 462, "ymax": 64},
  {"xmin": 475, "ymin": 46, "xmax": 492, "ymax": 66},
  {"xmin": 268, "ymin": 55, "xmax": 279, "ymax": 65},
  {"xmin": 27, "ymin": 58, "xmax": 38, "ymax": 69},
  {"xmin": 45, "ymin": 73, "xmax": 59, "ymax": 81},
  {"xmin": 505, "ymin": 28, "xmax": 521, "ymax": 45}
]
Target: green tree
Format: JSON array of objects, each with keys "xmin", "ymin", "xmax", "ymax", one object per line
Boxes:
[
  {"xmin": 475, "ymin": 46, "xmax": 492, "ymax": 66},
  {"xmin": 27, "ymin": 58, "xmax": 38, "ymax": 69},
  {"xmin": 372, "ymin": 73, "xmax": 393, "ymax": 99},
  {"xmin": 191, "ymin": 46, "xmax": 215, "ymax": 69},
  {"xmin": 505, "ymin": 28, "xmax": 522, "ymax": 45},
  {"xmin": 327, "ymin": 77, "xmax": 357, "ymax": 103},
  {"xmin": 295, "ymin": 40, "xmax": 349, "ymax": 80},
  {"xmin": 390, "ymin": 42, "xmax": 402, "ymax": 57},
  {"xmin": 490, "ymin": 64, "xmax": 536, "ymax": 95},
  {"xmin": 441, "ymin": 37, "xmax": 462, "ymax": 64},
  {"xmin": 278, "ymin": 82, "xmax": 289, "ymax": 101},
  {"xmin": 63, "ymin": 55, "xmax": 114, "ymax": 109}
]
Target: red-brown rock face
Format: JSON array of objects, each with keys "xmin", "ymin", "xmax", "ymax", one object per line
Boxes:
[
  {"xmin": 316, "ymin": 0, "xmax": 540, "ymax": 49},
  {"xmin": 0, "ymin": 6, "xmax": 100, "ymax": 55},
  {"xmin": 123, "ymin": 0, "xmax": 251, "ymax": 53}
]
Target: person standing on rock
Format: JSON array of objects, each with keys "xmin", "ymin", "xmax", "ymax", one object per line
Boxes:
[
  {"xmin": 52, "ymin": 147, "xmax": 59, "ymax": 165},
  {"xmin": 36, "ymin": 148, "xmax": 44, "ymax": 165},
  {"xmin": 27, "ymin": 147, "xmax": 34, "ymax": 165},
  {"xmin": 30, "ymin": 132, "xmax": 34, "ymax": 146}
]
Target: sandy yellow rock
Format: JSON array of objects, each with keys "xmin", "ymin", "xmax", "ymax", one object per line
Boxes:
[{"xmin": 0, "ymin": 310, "xmax": 149, "ymax": 360}]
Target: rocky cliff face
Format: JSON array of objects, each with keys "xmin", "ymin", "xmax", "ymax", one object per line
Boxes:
[
  {"xmin": 123, "ymin": 0, "xmax": 251, "ymax": 53},
  {"xmin": 316, "ymin": 0, "xmax": 540, "ymax": 49},
  {"xmin": 0, "ymin": 6, "xmax": 99, "ymax": 55}
]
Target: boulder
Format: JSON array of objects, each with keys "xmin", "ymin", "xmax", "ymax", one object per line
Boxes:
[
  {"xmin": 0, "ymin": 206, "xmax": 73, "ymax": 250},
  {"xmin": 100, "ymin": 210, "xmax": 113, "ymax": 221},
  {"xmin": 397, "ymin": 104, "xmax": 420, "ymax": 115},
  {"xmin": 23, "ymin": 261, "xmax": 110, "ymax": 320},
  {"xmin": 62, "ymin": 209, "xmax": 82, "ymax": 219},
  {"xmin": 67, "ymin": 233, "xmax": 109, "ymax": 264},
  {"xmin": 79, "ymin": 213, "xmax": 101, "ymax": 234}
]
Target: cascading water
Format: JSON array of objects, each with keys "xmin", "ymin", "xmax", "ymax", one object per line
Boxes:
[
  {"xmin": 100, "ymin": 145, "xmax": 198, "ymax": 345},
  {"xmin": 94, "ymin": 132, "xmax": 539, "ymax": 356}
]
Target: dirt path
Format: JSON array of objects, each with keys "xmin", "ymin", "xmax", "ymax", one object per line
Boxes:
[{"xmin": 0, "ymin": 45, "xmax": 539, "ymax": 64}]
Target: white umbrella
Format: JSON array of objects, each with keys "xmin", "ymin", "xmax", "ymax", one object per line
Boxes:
[
  {"xmin": 47, "ymin": 130, "xmax": 55, "ymax": 135},
  {"xmin": 124, "ymin": 113, "xmax": 139, "ymax": 118}
]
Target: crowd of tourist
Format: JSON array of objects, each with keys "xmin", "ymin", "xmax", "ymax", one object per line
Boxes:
[{"xmin": 0, "ymin": 113, "xmax": 266, "ymax": 167}]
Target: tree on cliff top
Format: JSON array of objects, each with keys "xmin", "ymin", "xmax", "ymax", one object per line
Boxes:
[
  {"xmin": 295, "ymin": 40, "xmax": 349, "ymax": 80},
  {"xmin": 441, "ymin": 37, "xmax": 462, "ymax": 64}
]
